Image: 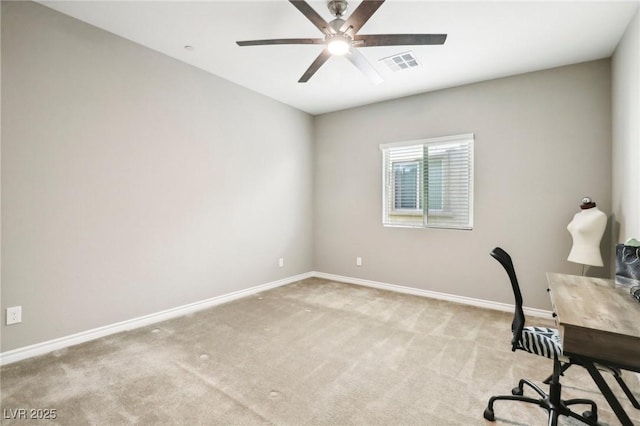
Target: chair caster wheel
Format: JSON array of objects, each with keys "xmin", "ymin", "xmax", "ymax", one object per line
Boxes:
[
  {"xmin": 583, "ymin": 411, "xmax": 597, "ymax": 422},
  {"xmin": 511, "ymin": 387, "xmax": 523, "ymax": 396},
  {"xmin": 483, "ymin": 407, "xmax": 495, "ymax": 421}
]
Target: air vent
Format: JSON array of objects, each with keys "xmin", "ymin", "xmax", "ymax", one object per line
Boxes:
[{"xmin": 380, "ymin": 51, "xmax": 419, "ymax": 72}]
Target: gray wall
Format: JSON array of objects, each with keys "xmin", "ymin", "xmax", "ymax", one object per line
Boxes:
[
  {"xmin": 612, "ymin": 9, "xmax": 640, "ymax": 244},
  {"xmin": 1, "ymin": 2, "xmax": 314, "ymax": 352},
  {"xmin": 313, "ymin": 60, "xmax": 612, "ymax": 310}
]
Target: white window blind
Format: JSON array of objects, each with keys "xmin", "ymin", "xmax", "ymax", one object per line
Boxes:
[{"xmin": 380, "ymin": 134, "xmax": 474, "ymax": 229}]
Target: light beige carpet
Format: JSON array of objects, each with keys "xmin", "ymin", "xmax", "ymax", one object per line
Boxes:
[{"xmin": 1, "ymin": 278, "xmax": 639, "ymax": 425}]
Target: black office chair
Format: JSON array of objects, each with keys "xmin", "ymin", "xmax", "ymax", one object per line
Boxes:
[{"xmin": 483, "ymin": 247, "xmax": 599, "ymax": 426}]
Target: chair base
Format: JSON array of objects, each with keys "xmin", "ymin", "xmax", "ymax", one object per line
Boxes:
[{"xmin": 484, "ymin": 360, "xmax": 600, "ymax": 426}]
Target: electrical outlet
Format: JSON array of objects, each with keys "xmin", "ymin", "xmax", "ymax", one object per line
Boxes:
[
  {"xmin": 6, "ymin": 306, "xmax": 22, "ymax": 325},
  {"xmin": 356, "ymin": 257, "xmax": 363, "ymax": 267},
  {"xmin": 278, "ymin": 258, "xmax": 284, "ymax": 268}
]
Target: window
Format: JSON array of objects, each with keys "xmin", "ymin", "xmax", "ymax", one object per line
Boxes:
[
  {"xmin": 393, "ymin": 161, "xmax": 421, "ymax": 211},
  {"xmin": 380, "ymin": 133, "xmax": 474, "ymax": 229}
]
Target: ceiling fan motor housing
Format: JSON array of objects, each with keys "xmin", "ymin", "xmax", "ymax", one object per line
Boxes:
[{"xmin": 328, "ymin": 18, "xmax": 346, "ymax": 34}]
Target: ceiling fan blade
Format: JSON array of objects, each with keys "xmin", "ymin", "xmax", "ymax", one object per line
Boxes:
[
  {"xmin": 237, "ymin": 38, "xmax": 324, "ymax": 47},
  {"xmin": 289, "ymin": 1, "xmax": 333, "ymax": 35},
  {"xmin": 340, "ymin": 0, "xmax": 385, "ymax": 34},
  {"xmin": 346, "ymin": 46, "xmax": 383, "ymax": 85},
  {"xmin": 299, "ymin": 49, "xmax": 332, "ymax": 83},
  {"xmin": 354, "ymin": 34, "xmax": 447, "ymax": 47}
]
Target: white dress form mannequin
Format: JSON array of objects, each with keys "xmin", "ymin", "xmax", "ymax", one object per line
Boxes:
[{"xmin": 567, "ymin": 198, "xmax": 607, "ymax": 267}]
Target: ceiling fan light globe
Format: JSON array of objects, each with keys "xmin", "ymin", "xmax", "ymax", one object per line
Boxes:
[{"xmin": 327, "ymin": 38, "xmax": 350, "ymax": 55}]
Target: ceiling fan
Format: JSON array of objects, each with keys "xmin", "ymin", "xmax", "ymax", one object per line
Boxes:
[{"xmin": 236, "ymin": 0, "xmax": 447, "ymax": 84}]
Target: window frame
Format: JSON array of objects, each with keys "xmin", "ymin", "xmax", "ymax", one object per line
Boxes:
[{"xmin": 380, "ymin": 133, "xmax": 474, "ymax": 230}]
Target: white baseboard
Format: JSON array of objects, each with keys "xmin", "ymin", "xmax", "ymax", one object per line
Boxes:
[
  {"xmin": 0, "ymin": 272, "xmax": 313, "ymax": 366},
  {"xmin": 310, "ymin": 271, "xmax": 553, "ymax": 319},
  {"xmin": 1, "ymin": 270, "xmax": 549, "ymax": 366}
]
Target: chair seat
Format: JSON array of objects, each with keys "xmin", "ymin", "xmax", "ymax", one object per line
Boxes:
[{"xmin": 517, "ymin": 326, "xmax": 565, "ymax": 360}]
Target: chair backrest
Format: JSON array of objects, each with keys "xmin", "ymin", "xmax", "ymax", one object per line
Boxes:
[{"xmin": 490, "ymin": 247, "xmax": 526, "ymax": 351}]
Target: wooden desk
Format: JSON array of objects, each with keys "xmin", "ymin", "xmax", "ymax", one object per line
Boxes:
[
  {"xmin": 547, "ymin": 273, "xmax": 640, "ymax": 371},
  {"xmin": 547, "ymin": 273, "xmax": 640, "ymax": 425}
]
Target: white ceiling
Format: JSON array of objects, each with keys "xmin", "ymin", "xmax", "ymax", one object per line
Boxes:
[{"xmin": 39, "ymin": 1, "xmax": 639, "ymax": 115}]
